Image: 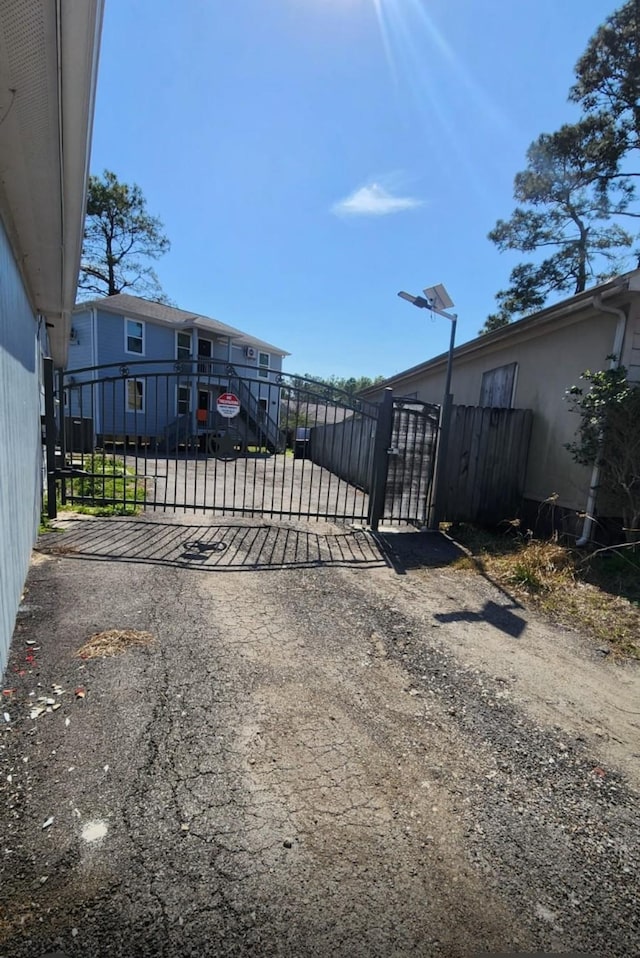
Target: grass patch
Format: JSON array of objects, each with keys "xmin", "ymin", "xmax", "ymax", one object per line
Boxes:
[
  {"xmin": 446, "ymin": 523, "xmax": 640, "ymax": 658},
  {"xmin": 61, "ymin": 454, "xmax": 146, "ymax": 517}
]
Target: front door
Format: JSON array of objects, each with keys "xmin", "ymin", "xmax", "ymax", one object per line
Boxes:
[{"xmin": 197, "ymin": 389, "xmax": 210, "ymax": 427}]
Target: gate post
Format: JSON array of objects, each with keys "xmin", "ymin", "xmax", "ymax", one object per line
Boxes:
[
  {"xmin": 430, "ymin": 393, "xmax": 453, "ymax": 529},
  {"xmin": 368, "ymin": 388, "xmax": 394, "ymax": 531},
  {"xmin": 43, "ymin": 358, "xmax": 58, "ymax": 519}
]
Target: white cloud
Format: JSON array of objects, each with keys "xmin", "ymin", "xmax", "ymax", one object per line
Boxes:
[{"xmin": 332, "ymin": 181, "xmax": 423, "ymax": 217}]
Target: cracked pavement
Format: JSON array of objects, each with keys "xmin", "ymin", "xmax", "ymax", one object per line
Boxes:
[{"xmin": 1, "ymin": 514, "xmax": 639, "ymax": 957}]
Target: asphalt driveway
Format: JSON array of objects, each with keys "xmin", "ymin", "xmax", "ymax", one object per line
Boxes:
[{"xmin": 1, "ymin": 513, "xmax": 639, "ymax": 957}]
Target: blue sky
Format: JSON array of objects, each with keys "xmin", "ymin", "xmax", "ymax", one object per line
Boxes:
[{"xmin": 89, "ymin": 0, "xmax": 622, "ymax": 379}]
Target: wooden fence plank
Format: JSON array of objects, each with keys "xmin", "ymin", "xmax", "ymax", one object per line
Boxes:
[{"xmin": 441, "ymin": 406, "xmax": 533, "ymax": 524}]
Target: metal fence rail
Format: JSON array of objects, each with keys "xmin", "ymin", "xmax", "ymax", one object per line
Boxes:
[{"xmin": 54, "ymin": 361, "xmax": 381, "ymax": 523}]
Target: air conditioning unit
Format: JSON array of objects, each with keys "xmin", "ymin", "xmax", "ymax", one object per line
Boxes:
[{"xmin": 246, "ymin": 346, "xmax": 257, "ymax": 359}]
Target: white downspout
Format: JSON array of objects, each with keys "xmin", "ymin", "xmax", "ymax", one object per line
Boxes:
[{"xmin": 575, "ymin": 295, "xmax": 628, "ymax": 547}]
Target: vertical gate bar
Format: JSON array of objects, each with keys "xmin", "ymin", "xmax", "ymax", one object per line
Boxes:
[
  {"xmin": 116, "ymin": 376, "xmax": 122, "ymax": 511},
  {"xmin": 171, "ymin": 372, "xmax": 179, "ymax": 510},
  {"xmin": 416, "ymin": 412, "xmax": 427, "ymax": 525},
  {"xmin": 368, "ymin": 388, "xmax": 394, "ymax": 531},
  {"xmin": 291, "ymin": 386, "xmax": 302, "ymax": 516},
  {"xmin": 232, "ymin": 429, "xmax": 240, "ymax": 518},
  {"xmin": 329, "ymin": 393, "xmax": 338, "ymax": 518},
  {"xmin": 99, "ymin": 376, "xmax": 106, "ymax": 508},
  {"xmin": 78, "ymin": 375, "xmax": 84, "ymax": 481},
  {"xmin": 337, "ymin": 397, "xmax": 349, "ymax": 520},
  {"xmin": 56, "ymin": 368, "xmax": 67, "ymax": 506},
  {"xmin": 249, "ymin": 376, "xmax": 259, "ymax": 518},
  {"xmin": 270, "ymin": 385, "xmax": 279, "ymax": 517},
  {"xmin": 358, "ymin": 413, "xmax": 369, "ymax": 521},
  {"xmin": 408, "ymin": 410, "xmax": 420, "ymax": 524},
  {"xmin": 430, "ymin": 393, "xmax": 451, "ymax": 529},
  {"xmin": 187, "ymin": 369, "xmax": 194, "ymax": 513},
  {"xmin": 211, "ymin": 396, "xmax": 220, "ymax": 515},
  {"xmin": 150, "ymin": 372, "xmax": 157, "ymax": 511},
  {"xmin": 200, "ymin": 366, "xmax": 208, "ymax": 515},
  {"xmin": 387, "ymin": 405, "xmax": 397, "ymax": 524},
  {"xmin": 43, "ymin": 358, "xmax": 57, "ymax": 519},
  {"xmin": 418, "ymin": 411, "xmax": 426, "ymax": 524},
  {"xmin": 185, "ymin": 372, "xmax": 192, "ymax": 514},
  {"xmin": 304, "ymin": 387, "xmax": 314, "ymax": 517},
  {"xmin": 324, "ymin": 394, "xmax": 334, "ymax": 519},
  {"xmin": 108, "ymin": 378, "xmax": 114, "ymax": 510},
  {"xmin": 320, "ymin": 395, "xmax": 332, "ymax": 518},
  {"xmin": 338, "ymin": 402, "xmax": 351, "ymax": 519},
  {"xmin": 356, "ymin": 411, "xmax": 372, "ymax": 523},
  {"xmin": 160, "ymin": 372, "xmax": 168, "ymax": 512},
  {"xmin": 315, "ymin": 393, "xmax": 324, "ymax": 518},
  {"xmin": 273, "ymin": 380, "xmax": 284, "ymax": 518},
  {"xmin": 296, "ymin": 386, "xmax": 307, "ymax": 519}
]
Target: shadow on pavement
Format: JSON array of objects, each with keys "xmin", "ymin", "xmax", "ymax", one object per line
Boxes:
[
  {"xmin": 371, "ymin": 530, "xmax": 464, "ymax": 574},
  {"xmin": 37, "ymin": 517, "xmax": 466, "ymax": 575},
  {"xmin": 434, "ymin": 600, "xmax": 527, "ymax": 639}
]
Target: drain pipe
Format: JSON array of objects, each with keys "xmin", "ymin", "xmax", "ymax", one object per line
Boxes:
[{"xmin": 575, "ymin": 295, "xmax": 628, "ymax": 547}]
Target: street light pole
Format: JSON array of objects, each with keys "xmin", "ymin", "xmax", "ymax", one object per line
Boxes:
[{"xmin": 397, "ymin": 284, "xmax": 457, "ymax": 529}]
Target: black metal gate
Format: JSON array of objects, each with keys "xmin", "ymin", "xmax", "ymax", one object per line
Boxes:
[{"xmin": 43, "ymin": 361, "xmax": 439, "ymax": 527}]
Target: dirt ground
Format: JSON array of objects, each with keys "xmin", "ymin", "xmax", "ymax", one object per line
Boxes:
[{"xmin": 1, "ymin": 514, "xmax": 639, "ymax": 957}]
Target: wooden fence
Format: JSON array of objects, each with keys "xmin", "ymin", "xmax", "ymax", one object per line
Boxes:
[
  {"xmin": 310, "ymin": 413, "xmax": 375, "ymax": 490},
  {"xmin": 440, "ymin": 405, "xmax": 533, "ymax": 524}
]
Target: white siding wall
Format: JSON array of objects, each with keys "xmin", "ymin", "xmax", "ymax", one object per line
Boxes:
[{"xmin": 0, "ymin": 218, "xmax": 42, "ymax": 677}]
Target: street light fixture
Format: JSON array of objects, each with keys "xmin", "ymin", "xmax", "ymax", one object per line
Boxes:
[{"xmin": 397, "ymin": 283, "xmax": 457, "ymax": 528}]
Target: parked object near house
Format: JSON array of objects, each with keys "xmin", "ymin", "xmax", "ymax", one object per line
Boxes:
[
  {"xmin": 361, "ymin": 272, "xmax": 640, "ymax": 540},
  {"xmin": 67, "ymin": 295, "xmax": 289, "ymax": 453},
  {"xmin": 0, "ymin": 1, "xmax": 103, "ymax": 677}
]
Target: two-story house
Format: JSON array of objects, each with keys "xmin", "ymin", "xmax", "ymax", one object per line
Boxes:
[{"xmin": 67, "ymin": 294, "xmax": 290, "ymax": 453}]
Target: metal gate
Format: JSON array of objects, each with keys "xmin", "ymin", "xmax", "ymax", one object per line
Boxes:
[
  {"xmin": 43, "ymin": 361, "xmax": 439, "ymax": 527},
  {"xmin": 366, "ymin": 389, "xmax": 440, "ymax": 530}
]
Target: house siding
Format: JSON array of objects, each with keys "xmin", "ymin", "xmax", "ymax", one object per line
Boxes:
[
  {"xmin": 0, "ymin": 218, "xmax": 42, "ymax": 676},
  {"xmin": 365, "ymin": 306, "xmax": 625, "ymax": 514},
  {"xmin": 65, "ymin": 307, "xmax": 287, "ymax": 442},
  {"xmin": 68, "ymin": 309, "xmax": 95, "ymax": 371},
  {"xmin": 623, "ymin": 298, "xmax": 640, "ymax": 384}
]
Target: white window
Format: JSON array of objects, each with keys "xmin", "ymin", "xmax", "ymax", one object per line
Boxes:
[
  {"xmin": 176, "ymin": 331, "xmax": 191, "ymax": 360},
  {"xmin": 177, "ymin": 384, "xmax": 191, "ymax": 415},
  {"xmin": 258, "ymin": 351, "xmax": 270, "ymax": 379},
  {"xmin": 126, "ymin": 378, "xmax": 145, "ymax": 413},
  {"xmin": 480, "ymin": 362, "xmax": 517, "ymax": 408},
  {"xmin": 125, "ymin": 318, "xmax": 144, "ymax": 355}
]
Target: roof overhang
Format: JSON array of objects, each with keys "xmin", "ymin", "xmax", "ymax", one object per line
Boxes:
[
  {"xmin": 362, "ymin": 272, "xmax": 640, "ymax": 395},
  {"xmin": 75, "ymin": 296, "xmax": 291, "ymax": 357},
  {"xmin": 0, "ymin": 0, "xmax": 104, "ymax": 367}
]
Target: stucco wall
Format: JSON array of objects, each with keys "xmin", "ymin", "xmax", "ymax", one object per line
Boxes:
[
  {"xmin": 367, "ymin": 307, "xmax": 627, "ymax": 513},
  {"xmin": 0, "ymin": 218, "xmax": 42, "ymax": 677}
]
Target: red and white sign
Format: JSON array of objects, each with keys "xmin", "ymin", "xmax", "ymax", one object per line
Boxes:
[{"xmin": 216, "ymin": 392, "xmax": 241, "ymax": 419}]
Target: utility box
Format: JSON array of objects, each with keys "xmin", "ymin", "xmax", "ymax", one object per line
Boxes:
[
  {"xmin": 64, "ymin": 417, "xmax": 94, "ymax": 453},
  {"xmin": 294, "ymin": 426, "xmax": 311, "ymax": 460}
]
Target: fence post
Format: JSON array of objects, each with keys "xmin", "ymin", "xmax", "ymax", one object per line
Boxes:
[
  {"xmin": 57, "ymin": 367, "xmax": 68, "ymax": 505},
  {"xmin": 430, "ymin": 393, "xmax": 453, "ymax": 529},
  {"xmin": 368, "ymin": 388, "xmax": 394, "ymax": 531},
  {"xmin": 43, "ymin": 358, "xmax": 57, "ymax": 519}
]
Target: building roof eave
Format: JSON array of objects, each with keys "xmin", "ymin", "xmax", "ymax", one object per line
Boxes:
[
  {"xmin": 75, "ymin": 294, "xmax": 290, "ymax": 357},
  {"xmin": 0, "ymin": 0, "xmax": 104, "ymax": 369},
  {"xmin": 360, "ymin": 272, "xmax": 639, "ymax": 396}
]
